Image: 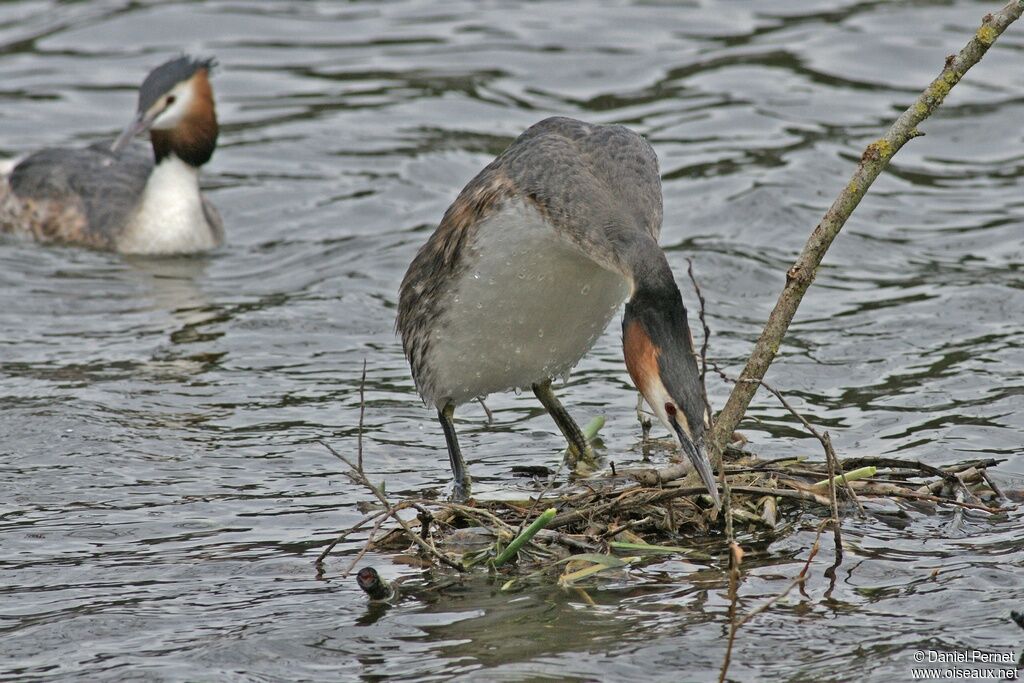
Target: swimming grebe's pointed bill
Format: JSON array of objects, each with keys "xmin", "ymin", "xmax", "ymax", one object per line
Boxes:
[
  {"xmin": 623, "ymin": 291, "xmax": 721, "ymax": 508},
  {"xmin": 110, "ymin": 56, "xmax": 217, "ymax": 155},
  {"xmin": 111, "ymin": 109, "xmax": 159, "ymax": 154}
]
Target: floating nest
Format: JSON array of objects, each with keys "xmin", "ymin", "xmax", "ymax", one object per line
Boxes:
[{"xmin": 318, "ymin": 435, "xmax": 1013, "ymax": 595}]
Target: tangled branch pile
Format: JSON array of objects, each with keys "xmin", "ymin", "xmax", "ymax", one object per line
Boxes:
[{"xmin": 318, "ymin": 438, "xmax": 1012, "ymax": 587}]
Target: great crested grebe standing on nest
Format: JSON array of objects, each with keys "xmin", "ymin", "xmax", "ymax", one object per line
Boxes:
[
  {"xmin": 0, "ymin": 56, "xmax": 222, "ymax": 254},
  {"xmin": 398, "ymin": 116, "xmax": 720, "ymax": 504}
]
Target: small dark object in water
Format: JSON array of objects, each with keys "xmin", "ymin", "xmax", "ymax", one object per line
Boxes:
[
  {"xmin": 511, "ymin": 465, "xmax": 553, "ymax": 477},
  {"xmin": 1011, "ymin": 610, "xmax": 1024, "ymax": 630},
  {"xmin": 356, "ymin": 567, "xmax": 394, "ymax": 601}
]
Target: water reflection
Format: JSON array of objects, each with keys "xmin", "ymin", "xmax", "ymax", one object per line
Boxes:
[{"xmin": 123, "ymin": 255, "xmax": 213, "ymax": 327}]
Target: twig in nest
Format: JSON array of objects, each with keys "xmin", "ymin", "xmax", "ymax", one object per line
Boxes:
[
  {"xmin": 856, "ymin": 486, "xmax": 1008, "ymax": 514},
  {"xmin": 534, "ymin": 529, "xmax": 596, "ymax": 552},
  {"xmin": 548, "ymin": 480, "xmax": 836, "ymax": 532},
  {"xmin": 730, "ymin": 485, "xmax": 832, "ymax": 507},
  {"xmin": 315, "ymin": 507, "xmax": 391, "ymax": 568},
  {"xmin": 981, "ymin": 470, "xmax": 1006, "ymax": 501},
  {"xmin": 686, "ymin": 260, "xmax": 730, "ymax": 534},
  {"xmin": 514, "ymin": 460, "xmax": 566, "ymax": 537},
  {"xmin": 342, "ymin": 503, "xmax": 403, "ymax": 578},
  {"xmin": 411, "ymin": 503, "xmax": 434, "ymax": 540},
  {"xmin": 477, "ymin": 397, "xmax": 494, "ymax": 425},
  {"xmin": 823, "ymin": 431, "xmax": 842, "ymax": 559},
  {"xmin": 439, "ymin": 502, "xmax": 515, "ymax": 533},
  {"xmin": 706, "ymin": 357, "xmax": 866, "ymax": 526},
  {"xmin": 636, "ymin": 393, "xmax": 652, "ymax": 445},
  {"xmin": 599, "ymin": 516, "xmax": 654, "ymax": 539},
  {"xmin": 747, "ymin": 376, "xmax": 864, "ymax": 517},
  {"xmin": 686, "ymin": 259, "xmax": 713, "ymax": 431},
  {"xmin": 319, "ymin": 440, "xmax": 464, "ymax": 572},
  {"xmin": 843, "ymin": 456, "xmax": 986, "ymax": 506}
]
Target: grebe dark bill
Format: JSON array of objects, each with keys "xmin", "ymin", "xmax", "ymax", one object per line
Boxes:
[
  {"xmin": 397, "ymin": 116, "xmax": 720, "ymax": 505},
  {"xmin": 0, "ymin": 56, "xmax": 222, "ymax": 254}
]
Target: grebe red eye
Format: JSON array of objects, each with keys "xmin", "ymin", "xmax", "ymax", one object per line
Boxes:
[{"xmin": 664, "ymin": 403, "xmax": 677, "ymax": 416}]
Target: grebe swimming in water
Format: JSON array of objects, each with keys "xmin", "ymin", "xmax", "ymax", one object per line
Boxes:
[
  {"xmin": 0, "ymin": 56, "xmax": 222, "ymax": 254},
  {"xmin": 397, "ymin": 117, "xmax": 719, "ymax": 504}
]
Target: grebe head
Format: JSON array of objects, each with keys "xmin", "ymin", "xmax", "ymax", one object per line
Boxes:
[
  {"xmin": 623, "ymin": 282, "xmax": 721, "ymax": 508},
  {"xmin": 111, "ymin": 56, "xmax": 218, "ymax": 167}
]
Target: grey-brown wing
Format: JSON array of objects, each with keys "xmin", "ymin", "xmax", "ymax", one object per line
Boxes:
[
  {"xmin": 397, "ymin": 117, "xmax": 662, "ymax": 396},
  {"xmin": 396, "ymin": 153, "xmax": 517, "ymax": 397},
  {"xmin": 9, "ymin": 141, "xmax": 153, "ymax": 241}
]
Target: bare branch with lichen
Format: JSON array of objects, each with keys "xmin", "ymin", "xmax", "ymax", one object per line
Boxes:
[{"xmin": 710, "ymin": 1, "xmax": 1024, "ymax": 456}]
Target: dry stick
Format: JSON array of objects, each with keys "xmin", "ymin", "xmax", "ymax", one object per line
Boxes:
[
  {"xmin": 599, "ymin": 516, "xmax": 654, "ymax": 539},
  {"xmin": 981, "ymin": 470, "xmax": 1007, "ymax": 501},
  {"xmin": 753, "ymin": 377, "xmax": 865, "ymax": 518},
  {"xmin": 707, "ymin": 358, "xmax": 866, "ymax": 518},
  {"xmin": 719, "ymin": 540, "xmax": 743, "ymax": 683},
  {"xmin": 844, "ymin": 456, "xmax": 966, "ymax": 489},
  {"xmin": 441, "ymin": 502, "xmax": 518, "ymax": 534},
  {"xmin": 315, "ymin": 507, "xmax": 392, "ymax": 566},
  {"xmin": 719, "ymin": 521, "xmax": 826, "ymax": 683},
  {"xmin": 943, "ymin": 458, "xmax": 1003, "ymax": 473},
  {"xmin": 409, "ymin": 502, "xmax": 436, "ymax": 540},
  {"xmin": 856, "ymin": 487, "xmax": 1006, "ymax": 514},
  {"xmin": 844, "ymin": 455, "xmax": 1001, "ymax": 507},
  {"xmin": 709, "ymin": 1, "xmax": 1024, "ymax": 459},
  {"xmin": 685, "ymin": 261, "xmax": 732, "ymax": 529},
  {"xmin": 686, "ymin": 260, "xmax": 714, "ymax": 433},
  {"xmin": 687, "ymin": 261, "xmax": 744, "ymax": 683},
  {"xmin": 314, "ymin": 358, "xmax": 374, "ymax": 568},
  {"xmin": 479, "ymin": 397, "xmax": 495, "ymax": 423},
  {"xmin": 319, "ymin": 440, "xmax": 465, "ymax": 572},
  {"xmin": 341, "ymin": 503, "xmax": 401, "ymax": 578},
  {"xmin": 842, "ymin": 456, "xmax": 1000, "ymax": 475},
  {"xmin": 741, "ymin": 377, "xmax": 846, "ymax": 553},
  {"xmin": 822, "ymin": 434, "xmax": 866, "ymax": 517},
  {"xmin": 731, "ymin": 485, "xmax": 832, "ymax": 507},
  {"xmin": 533, "ymin": 528, "xmax": 596, "ymax": 553},
  {"xmin": 823, "ymin": 432, "xmax": 842, "ymax": 558},
  {"xmin": 357, "ymin": 359, "xmax": 367, "ymax": 472}
]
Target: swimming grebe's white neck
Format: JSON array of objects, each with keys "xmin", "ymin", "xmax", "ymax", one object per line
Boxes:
[{"xmin": 117, "ymin": 154, "xmax": 219, "ymax": 255}]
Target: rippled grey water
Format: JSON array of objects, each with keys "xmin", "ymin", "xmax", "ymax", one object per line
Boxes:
[{"xmin": 1, "ymin": 1, "xmax": 1022, "ymax": 680}]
